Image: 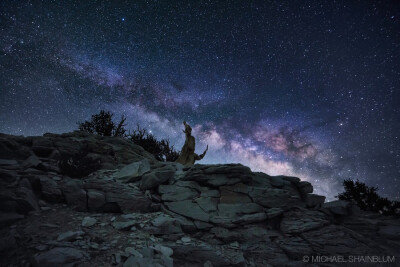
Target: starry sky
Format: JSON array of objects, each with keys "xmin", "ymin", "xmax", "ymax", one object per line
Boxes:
[{"xmin": 1, "ymin": 1, "xmax": 399, "ymax": 200}]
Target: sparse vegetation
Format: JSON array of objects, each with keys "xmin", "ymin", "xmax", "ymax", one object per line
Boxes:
[
  {"xmin": 58, "ymin": 144, "xmax": 102, "ymax": 178},
  {"xmin": 77, "ymin": 110, "xmax": 179, "ymax": 162},
  {"xmin": 127, "ymin": 124, "xmax": 179, "ymax": 162},
  {"xmin": 337, "ymin": 179, "xmax": 400, "ymax": 216},
  {"xmin": 78, "ymin": 110, "xmax": 127, "ymax": 137}
]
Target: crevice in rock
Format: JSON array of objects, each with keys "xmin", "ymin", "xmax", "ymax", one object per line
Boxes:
[
  {"xmin": 247, "ymin": 187, "xmax": 255, "ymax": 203},
  {"xmin": 1, "ymin": 132, "xmax": 399, "ymax": 266},
  {"xmin": 84, "ymin": 188, "xmax": 89, "ymax": 212},
  {"xmin": 102, "ymin": 202, "xmax": 122, "ymax": 213},
  {"xmin": 173, "ymin": 184, "xmax": 202, "ymax": 194},
  {"xmin": 195, "ymin": 199, "xmax": 213, "ymax": 214}
]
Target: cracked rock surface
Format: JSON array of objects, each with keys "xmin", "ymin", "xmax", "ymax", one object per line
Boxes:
[{"xmin": 0, "ymin": 131, "xmax": 399, "ymax": 266}]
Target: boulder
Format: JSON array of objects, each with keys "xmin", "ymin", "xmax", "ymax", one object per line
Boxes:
[
  {"xmin": 268, "ymin": 176, "xmax": 287, "ymax": 188},
  {"xmin": 220, "ymin": 183, "xmax": 252, "ymax": 194},
  {"xmin": 148, "ymin": 214, "xmax": 183, "ymax": 234},
  {"xmin": 105, "ymin": 187, "xmax": 153, "ymax": 213},
  {"xmin": 152, "ymin": 244, "xmax": 174, "ymax": 257},
  {"xmin": 40, "ymin": 177, "xmax": 63, "ymax": 203},
  {"xmin": 82, "ymin": 216, "xmax": 97, "ymax": 227},
  {"xmin": 182, "ymin": 164, "xmax": 252, "ymax": 187},
  {"xmin": 123, "ymin": 257, "xmax": 148, "ymax": 267},
  {"xmin": 112, "ymin": 220, "xmax": 136, "ymax": 230},
  {"xmin": 22, "ymin": 154, "xmax": 46, "ymax": 171},
  {"xmin": 201, "ymin": 189, "xmax": 220, "ymax": 198},
  {"xmin": 266, "ymin": 207, "xmax": 284, "ymax": 218},
  {"xmin": 219, "ymin": 189, "xmax": 252, "ymax": 204},
  {"xmin": 57, "ymin": 231, "xmax": 85, "ymax": 242},
  {"xmin": 99, "ymin": 135, "xmax": 156, "ymax": 164},
  {"xmin": 305, "ymin": 194, "xmax": 325, "ymax": 208},
  {"xmin": 301, "ymin": 225, "xmax": 380, "ymax": 256},
  {"xmin": 87, "ymin": 189, "xmax": 106, "ymax": 211},
  {"xmin": 278, "ymin": 237, "xmax": 313, "ymax": 260},
  {"xmin": 32, "ymin": 137, "xmax": 54, "ymax": 152},
  {"xmin": 280, "ymin": 176, "xmax": 301, "ymax": 183},
  {"xmin": 194, "ymin": 197, "xmax": 218, "ymax": 213},
  {"xmin": 114, "ymin": 159, "xmax": 151, "ymax": 183},
  {"xmin": 280, "ymin": 208, "xmax": 330, "ymax": 234},
  {"xmin": 174, "ymin": 180, "xmax": 208, "ymax": 192},
  {"xmin": 15, "ymin": 179, "xmax": 39, "ymax": 213},
  {"xmin": 203, "ymin": 164, "xmax": 251, "ymax": 174},
  {"xmin": 158, "ymin": 185, "xmax": 199, "ymax": 202},
  {"xmin": 32, "ymin": 145, "xmax": 54, "ymax": 158},
  {"xmin": 322, "ymin": 200, "xmax": 351, "ymax": 215},
  {"xmin": 249, "ymin": 172, "xmax": 273, "ymax": 188},
  {"xmin": 165, "ymin": 200, "xmax": 210, "ymax": 222},
  {"xmin": 122, "ymin": 244, "xmax": 173, "ymax": 267},
  {"xmin": 250, "ymin": 188, "xmax": 291, "ymax": 208},
  {"xmin": 124, "ymin": 247, "xmax": 143, "ymax": 258},
  {"xmin": 140, "ymin": 167, "xmax": 176, "ymax": 190},
  {"xmin": 34, "ymin": 247, "xmax": 87, "ymax": 266},
  {"xmin": 63, "ymin": 180, "xmax": 87, "ymax": 211},
  {"xmin": 217, "ymin": 203, "xmax": 264, "ymax": 219},
  {"xmin": 232, "ymin": 212, "xmax": 267, "ymax": 225},
  {"xmin": 210, "ymin": 227, "xmax": 242, "ymax": 242},
  {"xmin": 297, "ymin": 181, "xmax": 313, "ymax": 194},
  {"xmin": 193, "ymin": 220, "xmax": 213, "ymax": 230},
  {"xmin": 187, "ymin": 173, "xmax": 229, "ymax": 187},
  {"xmin": 0, "ymin": 137, "xmax": 30, "ymax": 159},
  {"xmin": 243, "ymin": 242, "xmax": 290, "ymax": 266},
  {"xmin": 240, "ymin": 225, "xmax": 278, "ymax": 241}
]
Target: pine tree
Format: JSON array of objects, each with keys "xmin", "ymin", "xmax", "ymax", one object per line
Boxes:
[{"xmin": 337, "ymin": 179, "xmax": 399, "ymax": 216}]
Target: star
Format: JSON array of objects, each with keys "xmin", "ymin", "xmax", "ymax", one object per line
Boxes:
[{"xmin": 0, "ymin": 0, "xmax": 399, "ymax": 201}]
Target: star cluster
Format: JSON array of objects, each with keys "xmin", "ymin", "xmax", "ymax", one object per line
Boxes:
[{"xmin": 1, "ymin": 1, "xmax": 399, "ymax": 200}]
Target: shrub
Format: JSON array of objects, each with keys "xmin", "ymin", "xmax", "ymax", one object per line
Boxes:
[
  {"xmin": 58, "ymin": 144, "xmax": 102, "ymax": 178},
  {"xmin": 127, "ymin": 124, "xmax": 179, "ymax": 162},
  {"xmin": 77, "ymin": 111, "xmax": 180, "ymax": 162},
  {"xmin": 337, "ymin": 179, "xmax": 400, "ymax": 216},
  {"xmin": 78, "ymin": 110, "xmax": 127, "ymax": 137}
]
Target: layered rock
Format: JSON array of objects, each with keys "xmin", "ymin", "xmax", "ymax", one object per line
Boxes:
[{"xmin": 0, "ymin": 132, "xmax": 399, "ymax": 267}]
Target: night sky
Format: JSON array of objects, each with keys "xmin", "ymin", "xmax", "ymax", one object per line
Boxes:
[{"xmin": 1, "ymin": 1, "xmax": 400, "ymax": 200}]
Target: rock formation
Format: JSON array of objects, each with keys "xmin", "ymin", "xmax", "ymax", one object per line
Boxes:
[{"xmin": 0, "ymin": 131, "xmax": 399, "ymax": 266}]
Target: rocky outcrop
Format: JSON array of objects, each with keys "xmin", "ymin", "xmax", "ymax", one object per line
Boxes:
[{"xmin": 0, "ymin": 131, "xmax": 399, "ymax": 266}]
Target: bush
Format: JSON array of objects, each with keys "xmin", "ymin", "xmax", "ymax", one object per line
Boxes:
[
  {"xmin": 127, "ymin": 125, "xmax": 180, "ymax": 162},
  {"xmin": 58, "ymin": 144, "xmax": 102, "ymax": 178},
  {"xmin": 337, "ymin": 179, "xmax": 400, "ymax": 216},
  {"xmin": 77, "ymin": 111, "xmax": 179, "ymax": 162},
  {"xmin": 78, "ymin": 110, "xmax": 127, "ymax": 137}
]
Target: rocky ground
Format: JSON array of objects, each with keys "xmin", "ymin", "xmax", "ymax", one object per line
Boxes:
[{"xmin": 0, "ymin": 131, "xmax": 399, "ymax": 267}]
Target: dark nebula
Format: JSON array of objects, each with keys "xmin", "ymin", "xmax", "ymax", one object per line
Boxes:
[{"xmin": 1, "ymin": 1, "xmax": 399, "ymax": 200}]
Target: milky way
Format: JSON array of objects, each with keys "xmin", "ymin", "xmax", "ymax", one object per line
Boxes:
[{"xmin": 1, "ymin": 1, "xmax": 400, "ymax": 200}]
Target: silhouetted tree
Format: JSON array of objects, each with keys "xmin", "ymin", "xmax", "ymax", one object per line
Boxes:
[
  {"xmin": 160, "ymin": 138, "xmax": 180, "ymax": 162},
  {"xmin": 127, "ymin": 124, "xmax": 179, "ymax": 162},
  {"xmin": 77, "ymin": 111, "xmax": 179, "ymax": 162},
  {"xmin": 337, "ymin": 179, "xmax": 400, "ymax": 216},
  {"xmin": 78, "ymin": 110, "xmax": 127, "ymax": 137},
  {"xmin": 114, "ymin": 115, "xmax": 127, "ymax": 137}
]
